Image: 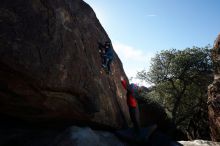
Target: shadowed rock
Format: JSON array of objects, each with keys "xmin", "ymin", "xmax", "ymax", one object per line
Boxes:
[
  {"xmin": 208, "ymin": 33, "xmax": 220, "ymax": 141},
  {"xmin": 179, "ymin": 140, "xmax": 220, "ymax": 146},
  {"xmin": 0, "ymin": 125, "xmax": 182, "ymax": 146},
  {"xmin": 0, "ymin": 0, "xmax": 130, "ymax": 129}
]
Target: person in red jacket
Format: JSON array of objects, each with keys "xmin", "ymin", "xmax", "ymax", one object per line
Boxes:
[
  {"xmin": 121, "ymin": 76, "xmax": 158, "ymax": 141},
  {"xmin": 121, "ymin": 76, "xmax": 144, "ymax": 134}
]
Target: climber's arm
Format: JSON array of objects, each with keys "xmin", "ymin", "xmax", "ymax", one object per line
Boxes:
[{"xmin": 120, "ymin": 77, "xmax": 127, "ymax": 90}]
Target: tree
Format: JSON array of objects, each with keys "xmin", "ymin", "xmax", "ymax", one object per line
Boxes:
[{"xmin": 137, "ymin": 46, "xmax": 213, "ymax": 139}]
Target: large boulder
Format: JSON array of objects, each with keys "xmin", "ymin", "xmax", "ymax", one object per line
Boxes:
[
  {"xmin": 139, "ymin": 99, "xmax": 173, "ymax": 130},
  {"xmin": 0, "ymin": 125, "xmax": 182, "ymax": 146},
  {"xmin": 207, "ymin": 33, "xmax": 220, "ymax": 141},
  {"xmin": 0, "ymin": 0, "xmax": 130, "ymax": 128},
  {"xmin": 179, "ymin": 140, "xmax": 220, "ymax": 146},
  {"xmin": 0, "ymin": 125, "xmax": 127, "ymax": 146}
]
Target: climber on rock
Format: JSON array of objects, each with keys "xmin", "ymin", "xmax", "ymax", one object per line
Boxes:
[
  {"xmin": 120, "ymin": 76, "xmax": 157, "ymax": 139},
  {"xmin": 99, "ymin": 41, "xmax": 114, "ymax": 74}
]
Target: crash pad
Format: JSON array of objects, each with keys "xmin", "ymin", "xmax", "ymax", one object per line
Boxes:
[{"xmin": 114, "ymin": 125, "xmax": 157, "ymax": 143}]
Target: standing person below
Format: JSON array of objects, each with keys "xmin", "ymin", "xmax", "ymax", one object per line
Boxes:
[
  {"xmin": 120, "ymin": 76, "xmax": 157, "ymax": 138},
  {"xmin": 121, "ymin": 76, "xmax": 142, "ymax": 134}
]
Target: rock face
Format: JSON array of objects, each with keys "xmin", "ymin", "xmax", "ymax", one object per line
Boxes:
[
  {"xmin": 0, "ymin": 125, "xmax": 182, "ymax": 146},
  {"xmin": 138, "ymin": 100, "xmax": 176, "ymax": 137},
  {"xmin": 53, "ymin": 126, "xmax": 127, "ymax": 146},
  {"xmin": 179, "ymin": 140, "xmax": 220, "ymax": 146},
  {"xmin": 0, "ymin": 0, "xmax": 130, "ymax": 128},
  {"xmin": 0, "ymin": 125, "xmax": 127, "ymax": 146},
  {"xmin": 208, "ymin": 34, "xmax": 220, "ymax": 141}
]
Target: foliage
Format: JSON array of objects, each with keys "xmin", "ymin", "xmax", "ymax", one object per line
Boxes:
[{"xmin": 137, "ymin": 46, "xmax": 213, "ymax": 140}]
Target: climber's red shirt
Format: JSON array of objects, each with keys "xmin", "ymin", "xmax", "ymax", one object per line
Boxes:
[{"xmin": 121, "ymin": 79, "xmax": 137, "ymax": 108}]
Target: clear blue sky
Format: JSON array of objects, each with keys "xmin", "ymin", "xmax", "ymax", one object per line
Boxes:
[{"xmin": 83, "ymin": 0, "xmax": 220, "ymax": 86}]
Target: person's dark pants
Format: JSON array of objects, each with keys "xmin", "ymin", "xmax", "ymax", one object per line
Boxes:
[
  {"xmin": 103, "ymin": 56, "xmax": 113, "ymax": 73},
  {"xmin": 129, "ymin": 106, "xmax": 140, "ymax": 133},
  {"xmin": 106, "ymin": 58, "xmax": 113, "ymax": 72}
]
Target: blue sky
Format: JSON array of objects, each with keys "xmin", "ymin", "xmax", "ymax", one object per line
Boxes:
[{"xmin": 83, "ymin": 0, "xmax": 220, "ymax": 86}]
